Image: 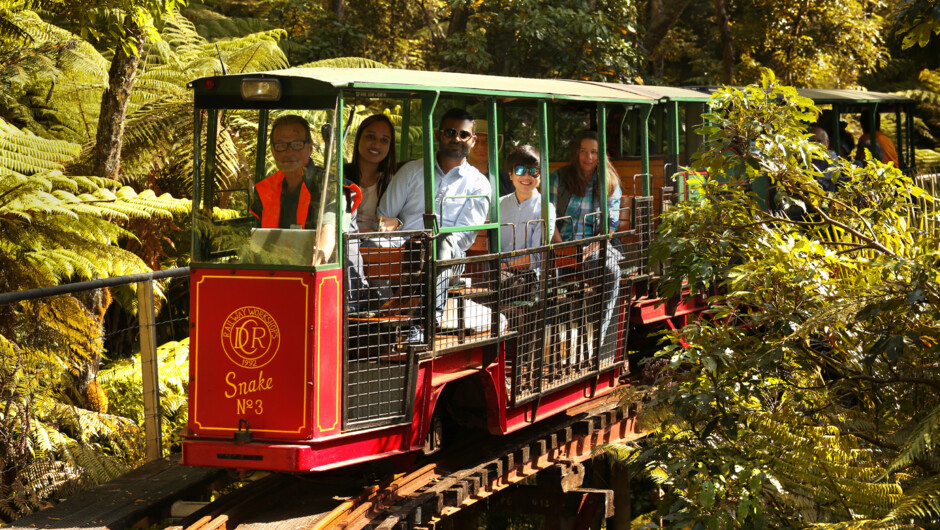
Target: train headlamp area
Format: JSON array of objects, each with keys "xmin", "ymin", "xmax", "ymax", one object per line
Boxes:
[{"xmin": 241, "ymin": 78, "xmax": 282, "ymax": 101}]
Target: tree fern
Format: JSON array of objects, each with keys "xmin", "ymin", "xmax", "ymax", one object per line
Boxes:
[
  {"xmin": 886, "ymin": 473, "xmax": 940, "ymax": 522},
  {"xmin": 98, "ymin": 338, "xmax": 190, "ymax": 452},
  {"xmin": 0, "ymin": 7, "xmax": 107, "ymax": 142},
  {"xmin": 295, "ymin": 56, "xmax": 389, "ymax": 69}
]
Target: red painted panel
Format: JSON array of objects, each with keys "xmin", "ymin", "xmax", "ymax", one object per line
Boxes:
[
  {"xmin": 631, "ymin": 293, "xmax": 707, "ymax": 325},
  {"xmin": 189, "ymin": 268, "xmax": 315, "ymax": 440},
  {"xmin": 502, "ymin": 371, "xmax": 619, "ymax": 433},
  {"xmin": 182, "ymin": 424, "xmax": 412, "ymax": 472},
  {"xmin": 312, "ymin": 269, "xmax": 342, "ymax": 437}
]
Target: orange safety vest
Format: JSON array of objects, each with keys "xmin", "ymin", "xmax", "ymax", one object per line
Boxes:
[
  {"xmin": 252, "ymin": 171, "xmax": 312, "ymax": 228},
  {"xmin": 859, "ymin": 131, "xmax": 899, "ymax": 167},
  {"xmin": 252, "ymin": 171, "xmax": 363, "ymax": 229}
]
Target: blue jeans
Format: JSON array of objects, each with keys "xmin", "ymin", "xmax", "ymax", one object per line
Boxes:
[{"xmin": 583, "ymin": 245, "xmax": 621, "ymax": 345}]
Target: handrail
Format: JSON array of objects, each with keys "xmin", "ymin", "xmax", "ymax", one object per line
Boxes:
[{"xmin": 0, "ymin": 267, "xmax": 190, "ymax": 305}]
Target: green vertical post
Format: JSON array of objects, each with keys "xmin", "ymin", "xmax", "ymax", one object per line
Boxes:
[
  {"xmin": 255, "ymin": 109, "xmax": 269, "ymax": 183},
  {"xmin": 632, "ymin": 107, "xmax": 640, "ymax": 156},
  {"xmin": 618, "ymin": 107, "xmax": 628, "ymax": 158},
  {"xmin": 191, "ymin": 109, "xmax": 203, "ymax": 259},
  {"xmin": 539, "ymin": 100, "xmax": 551, "ymax": 246},
  {"xmin": 668, "ymin": 101, "xmax": 680, "ymax": 177},
  {"xmin": 400, "ymin": 99, "xmax": 412, "ymax": 161},
  {"xmin": 203, "ymin": 109, "xmax": 219, "ymax": 215},
  {"xmin": 422, "ymin": 92, "xmax": 440, "ymax": 256},
  {"xmin": 486, "ymin": 98, "xmax": 500, "ymax": 253},
  {"xmin": 638, "ymin": 104, "xmax": 653, "ymax": 196},
  {"xmin": 334, "ymin": 91, "xmax": 345, "ymax": 266},
  {"xmin": 597, "ymin": 103, "xmax": 610, "ymax": 233},
  {"xmin": 548, "ymin": 102, "xmax": 557, "ymax": 159}
]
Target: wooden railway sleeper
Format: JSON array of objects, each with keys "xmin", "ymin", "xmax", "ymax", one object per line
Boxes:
[{"xmin": 319, "ymin": 400, "xmax": 641, "ymax": 529}]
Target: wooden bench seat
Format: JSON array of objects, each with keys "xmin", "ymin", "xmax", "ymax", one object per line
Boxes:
[{"xmin": 359, "ymin": 245, "xmax": 405, "ymax": 280}]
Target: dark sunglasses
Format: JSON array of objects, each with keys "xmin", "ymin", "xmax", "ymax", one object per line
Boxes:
[
  {"xmin": 513, "ymin": 165, "xmax": 539, "ymax": 177},
  {"xmin": 440, "ymin": 128, "xmax": 474, "ymax": 140},
  {"xmin": 272, "ymin": 140, "xmax": 309, "ymax": 152}
]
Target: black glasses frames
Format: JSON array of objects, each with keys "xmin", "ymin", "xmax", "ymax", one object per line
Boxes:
[
  {"xmin": 440, "ymin": 128, "xmax": 474, "ymax": 141},
  {"xmin": 272, "ymin": 140, "xmax": 310, "ymax": 152}
]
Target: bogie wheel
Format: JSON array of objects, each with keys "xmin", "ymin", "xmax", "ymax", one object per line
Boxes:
[{"xmin": 423, "ymin": 409, "xmax": 443, "ymax": 455}]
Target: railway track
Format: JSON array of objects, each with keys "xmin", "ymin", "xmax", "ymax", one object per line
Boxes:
[{"xmin": 168, "ymin": 392, "xmax": 643, "ymax": 529}]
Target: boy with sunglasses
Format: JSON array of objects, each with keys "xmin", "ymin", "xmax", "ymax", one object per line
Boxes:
[{"xmin": 499, "ymin": 145, "xmax": 555, "ymax": 273}]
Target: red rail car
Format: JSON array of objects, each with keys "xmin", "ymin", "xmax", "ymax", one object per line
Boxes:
[{"xmin": 181, "ymin": 69, "xmax": 708, "ymax": 472}]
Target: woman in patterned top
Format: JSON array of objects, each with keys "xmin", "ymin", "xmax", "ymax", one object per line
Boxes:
[{"xmin": 548, "ymin": 130, "xmax": 622, "ymax": 348}]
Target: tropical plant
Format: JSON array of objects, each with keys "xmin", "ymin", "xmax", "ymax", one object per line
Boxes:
[
  {"xmin": 0, "ymin": 6, "xmax": 107, "ymax": 142},
  {"xmin": 98, "ymin": 338, "xmax": 191, "ymax": 455},
  {"xmin": 606, "ymin": 71, "xmax": 940, "ymax": 527},
  {"xmin": 0, "ymin": 118, "xmax": 190, "ymax": 522}
]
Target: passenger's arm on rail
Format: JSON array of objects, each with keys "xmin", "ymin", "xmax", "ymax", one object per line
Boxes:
[
  {"xmin": 314, "ymin": 228, "xmax": 334, "ymax": 266},
  {"xmin": 376, "ymin": 162, "xmax": 418, "ymax": 230},
  {"xmin": 377, "ymin": 215, "xmax": 401, "ymax": 231},
  {"xmin": 313, "ymin": 180, "xmax": 338, "ymax": 264}
]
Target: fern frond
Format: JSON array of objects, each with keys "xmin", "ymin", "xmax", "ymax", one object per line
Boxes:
[
  {"xmin": 296, "ymin": 57, "xmax": 389, "ymax": 69},
  {"xmin": 885, "ymin": 473, "xmax": 940, "ymax": 522},
  {"xmin": 886, "ymin": 404, "xmax": 940, "ymax": 475}
]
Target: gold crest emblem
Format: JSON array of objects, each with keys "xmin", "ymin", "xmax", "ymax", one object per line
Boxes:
[{"xmin": 220, "ymin": 306, "xmax": 280, "ymax": 369}]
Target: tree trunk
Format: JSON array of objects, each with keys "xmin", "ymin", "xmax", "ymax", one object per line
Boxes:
[
  {"xmin": 93, "ymin": 14, "xmax": 143, "ymax": 180},
  {"xmin": 330, "ymin": 0, "xmax": 346, "ymax": 21},
  {"xmin": 714, "ymin": 0, "xmax": 735, "ymax": 84},
  {"xmin": 446, "ymin": 3, "xmax": 470, "ymax": 38},
  {"xmin": 641, "ymin": 0, "xmax": 694, "ymax": 58}
]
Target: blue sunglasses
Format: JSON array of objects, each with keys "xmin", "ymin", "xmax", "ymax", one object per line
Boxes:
[{"xmin": 513, "ymin": 165, "xmax": 539, "ymax": 176}]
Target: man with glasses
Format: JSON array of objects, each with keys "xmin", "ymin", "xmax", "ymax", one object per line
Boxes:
[
  {"xmin": 250, "ymin": 114, "xmax": 340, "ymax": 265},
  {"xmin": 377, "ymin": 108, "xmax": 492, "ymax": 341}
]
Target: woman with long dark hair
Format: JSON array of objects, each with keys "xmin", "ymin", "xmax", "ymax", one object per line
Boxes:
[{"xmin": 345, "ymin": 114, "xmax": 397, "ymax": 232}]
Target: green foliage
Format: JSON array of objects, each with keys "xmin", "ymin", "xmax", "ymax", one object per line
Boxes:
[
  {"xmin": 0, "ymin": 330, "xmax": 132, "ymax": 522},
  {"xmin": 112, "ymin": 10, "xmax": 288, "ymax": 198},
  {"xmin": 439, "ymin": 0, "xmax": 641, "ymax": 82},
  {"xmin": 612, "ymin": 70, "xmax": 940, "ymax": 528},
  {"xmin": 0, "ymin": 116, "xmax": 193, "ymax": 521},
  {"xmin": 267, "ymin": 0, "xmax": 641, "ymax": 82},
  {"xmin": 647, "ymin": 0, "xmax": 889, "ymax": 87},
  {"xmin": 30, "ymin": 0, "xmax": 187, "ymax": 57},
  {"xmin": 0, "ymin": 10, "xmax": 107, "ymax": 142},
  {"xmin": 98, "ymin": 338, "xmax": 190, "ymax": 454},
  {"xmin": 893, "ymin": 0, "xmax": 940, "ymax": 49}
]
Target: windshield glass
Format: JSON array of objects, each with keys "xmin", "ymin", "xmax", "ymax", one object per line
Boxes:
[{"xmin": 192, "ymin": 107, "xmax": 341, "ymax": 267}]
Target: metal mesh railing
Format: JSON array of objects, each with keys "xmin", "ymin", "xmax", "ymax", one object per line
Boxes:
[{"xmin": 344, "ymin": 231, "xmax": 428, "ymax": 429}]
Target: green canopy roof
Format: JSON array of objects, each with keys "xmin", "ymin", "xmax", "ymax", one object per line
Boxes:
[{"xmin": 191, "ymin": 67, "xmax": 662, "ymax": 104}]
